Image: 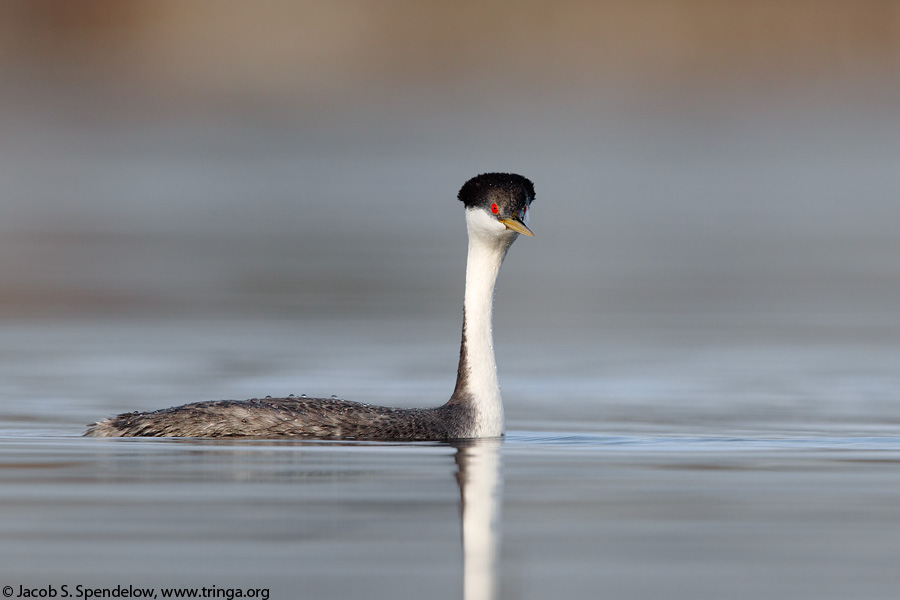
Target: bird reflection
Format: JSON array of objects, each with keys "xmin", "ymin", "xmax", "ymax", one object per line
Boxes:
[{"xmin": 454, "ymin": 439, "xmax": 503, "ymax": 600}]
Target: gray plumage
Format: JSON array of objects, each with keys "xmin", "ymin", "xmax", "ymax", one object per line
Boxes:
[{"xmin": 85, "ymin": 396, "xmax": 475, "ymax": 440}]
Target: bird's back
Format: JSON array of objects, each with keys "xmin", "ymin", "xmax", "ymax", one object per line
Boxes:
[{"xmin": 84, "ymin": 397, "xmax": 474, "ymax": 440}]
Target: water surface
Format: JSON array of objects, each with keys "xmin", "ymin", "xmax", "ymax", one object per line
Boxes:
[{"xmin": 2, "ymin": 317, "xmax": 899, "ymax": 600}]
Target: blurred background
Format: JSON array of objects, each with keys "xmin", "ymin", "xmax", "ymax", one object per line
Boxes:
[
  {"xmin": 4, "ymin": 7, "xmax": 900, "ymax": 596},
  {"xmin": 2, "ymin": 0, "xmax": 900, "ymax": 348}
]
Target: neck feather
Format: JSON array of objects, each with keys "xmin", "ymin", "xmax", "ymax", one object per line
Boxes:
[{"xmin": 450, "ymin": 209, "xmax": 516, "ymax": 437}]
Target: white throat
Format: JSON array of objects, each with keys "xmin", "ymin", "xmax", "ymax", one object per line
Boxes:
[{"xmin": 453, "ymin": 208, "xmax": 519, "ymax": 437}]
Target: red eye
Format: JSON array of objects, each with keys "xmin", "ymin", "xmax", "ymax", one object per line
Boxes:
[{"xmin": 490, "ymin": 203, "xmax": 499, "ymax": 214}]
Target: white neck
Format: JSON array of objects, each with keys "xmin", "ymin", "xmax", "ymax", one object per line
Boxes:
[{"xmin": 452, "ymin": 208, "xmax": 518, "ymax": 437}]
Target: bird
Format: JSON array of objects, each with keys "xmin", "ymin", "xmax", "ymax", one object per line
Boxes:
[{"xmin": 84, "ymin": 172, "xmax": 535, "ymax": 440}]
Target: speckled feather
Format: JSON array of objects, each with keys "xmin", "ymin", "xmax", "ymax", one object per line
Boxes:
[{"xmin": 85, "ymin": 396, "xmax": 475, "ymax": 440}]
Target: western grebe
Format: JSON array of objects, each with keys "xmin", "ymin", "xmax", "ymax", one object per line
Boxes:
[{"xmin": 85, "ymin": 173, "xmax": 535, "ymax": 440}]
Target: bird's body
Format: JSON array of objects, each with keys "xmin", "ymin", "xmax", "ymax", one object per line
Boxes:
[
  {"xmin": 85, "ymin": 173, "xmax": 535, "ymax": 440},
  {"xmin": 85, "ymin": 398, "xmax": 473, "ymax": 440}
]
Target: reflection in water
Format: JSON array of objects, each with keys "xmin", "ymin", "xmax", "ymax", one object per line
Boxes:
[{"xmin": 454, "ymin": 440, "xmax": 504, "ymax": 600}]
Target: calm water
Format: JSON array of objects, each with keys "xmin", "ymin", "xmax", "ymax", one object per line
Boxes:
[
  {"xmin": 2, "ymin": 317, "xmax": 900, "ymax": 600},
  {"xmin": 3, "ymin": 84, "xmax": 900, "ymax": 599},
  {"xmin": 4, "ymin": 7, "xmax": 900, "ymax": 596}
]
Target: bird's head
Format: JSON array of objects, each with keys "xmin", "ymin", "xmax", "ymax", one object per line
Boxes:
[{"xmin": 458, "ymin": 173, "xmax": 535, "ymax": 239}]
